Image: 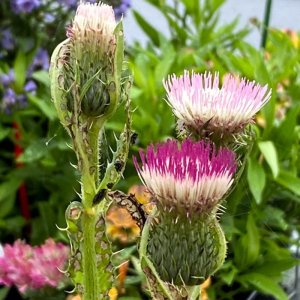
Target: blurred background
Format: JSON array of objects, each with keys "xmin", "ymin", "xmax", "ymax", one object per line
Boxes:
[{"xmin": 0, "ymin": 0, "xmax": 299, "ymax": 299}]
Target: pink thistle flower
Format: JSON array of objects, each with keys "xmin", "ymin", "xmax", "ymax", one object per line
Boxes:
[
  {"xmin": 163, "ymin": 71, "xmax": 271, "ymax": 134},
  {"xmin": 134, "ymin": 139, "xmax": 237, "ymax": 214},
  {"xmin": 0, "ymin": 239, "xmax": 69, "ymax": 294}
]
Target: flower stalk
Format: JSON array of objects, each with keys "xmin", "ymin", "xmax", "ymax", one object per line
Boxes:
[{"xmin": 50, "ymin": 2, "xmax": 132, "ymax": 300}]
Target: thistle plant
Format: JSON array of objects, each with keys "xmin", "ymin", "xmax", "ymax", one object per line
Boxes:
[
  {"xmin": 50, "ymin": 2, "xmax": 271, "ymax": 298},
  {"xmin": 134, "ymin": 72, "xmax": 271, "ymax": 299},
  {"xmin": 50, "ymin": 2, "xmax": 132, "ymax": 299}
]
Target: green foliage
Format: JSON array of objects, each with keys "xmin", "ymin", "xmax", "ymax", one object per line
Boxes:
[
  {"xmin": 0, "ymin": 0, "xmax": 299, "ymax": 299},
  {"xmin": 125, "ymin": 1, "xmax": 300, "ymax": 299}
]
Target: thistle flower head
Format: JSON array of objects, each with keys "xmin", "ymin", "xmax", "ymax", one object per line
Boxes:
[
  {"xmin": 0, "ymin": 239, "xmax": 69, "ymax": 294},
  {"xmin": 68, "ymin": 1, "xmax": 116, "ymax": 59},
  {"xmin": 134, "ymin": 139, "xmax": 236, "ymax": 214},
  {"xmin": 163, "ymin": 71, "xmax": 271, "ymax": 135}
]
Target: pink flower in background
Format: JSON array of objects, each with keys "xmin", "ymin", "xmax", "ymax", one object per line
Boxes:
[
  {"xmin": 134, "ymin": 139, "xmax": 237, "ymax": 213},
  {"xmin": 163, "ymin": 71, "xmax": 271, "ymax": 133},
  {"xmin": 0, "ymin": 239, "xmax": 69, "ymax": 293}
]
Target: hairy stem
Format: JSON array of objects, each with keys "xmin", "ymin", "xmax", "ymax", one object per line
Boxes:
[
  {"xmin": 80, "ymin": 120, "xmax": 104, "ymax": 300},
  {"xmin": 82, "ymin": 208, "xmax": 98, "ymax": 300}
]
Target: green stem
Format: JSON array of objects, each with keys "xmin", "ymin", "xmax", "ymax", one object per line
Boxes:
[
  {"xmin": 260, "ymin": 0, "xmax": 272, "ymax": 49},
  {"xmin": 80, "ymin": 120, "xmax": 104, "ymax": 300},
  {"xmin": 82, "ymin": 208, "xmax": 98, "ymax": 300}
]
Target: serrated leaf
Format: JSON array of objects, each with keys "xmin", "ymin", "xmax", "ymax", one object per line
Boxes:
[{"xmin": 258, "ymin": 141, "xmax": 279, "ymax": 177}]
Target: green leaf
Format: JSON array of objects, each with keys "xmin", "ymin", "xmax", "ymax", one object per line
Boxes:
[
  {"xmin": 245, "ymin": 214, "xmax": 260, "ymax": 263},
  {"xmin": 31, "ymin": 70, "xmax": 50, "ymax": 87},
  {"xmin": 0, "ymin": 178, "xmax": 22, "ymax": 201},
  {"xmin": 254, "ymin": 258, "xmax": 298, "ymax": 277},
  {"xmin": 247, "ymin": 155, "xmax": 266, "ymax": 204},
  {"xmin": 13, "ymin": 51, "xmax": 27, "ymax": 91},
  {"xmin": 0, "ymin": 287, "xmax": 9, "ymax": 300},
  {"xmin": 0, "ymin": 126, "xmax": 10, "ymax": 141},
  {"xmin": 234, "ymin": 213, "xmax": 260, "ymax": 269},
  {"xmin": 154, "ymin": 47, "xmax": 176, "ymax": 85},
  {"xmin": 17, "ymin": 139, "xmax": 49, "ymax": 163},
  {"xmin": 0, "ymin": 178, "xmax": 22, "ymax": 218},
  {"xmin": 133, "ymin": 10, "xmax": 160, "ymax": 47},
  {"xmin": 239, "ymin": 273, "xmax": 288, "ymax": 300},
  {"xmin": 276, "ymin": 170, "xmax": 300, "ymax": 197},
  {"xmin": 274, "ymin": 104, "xmax": 300, "ymax": 149},
  {"xmin": 27, "ymin": 94, "xmax": 57, "ymax": 120},
  {"xmin": 258, "ymin": 141, "xmax": 279, "ymax": 177}
]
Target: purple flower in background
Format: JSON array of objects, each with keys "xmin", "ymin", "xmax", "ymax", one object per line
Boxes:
[
  {"xmin": 134, "ymin": 139, "xmax": 237, "ymax": 213},
  {"xmin": 58, "ymin": 0, "xmax": 77, "ymax": 9},
  {"xmin": 1, "ymin": 89, "xmax": 28, "ymax": 113},
  {"xmin": 28, "ymin": 48, "xmax": 50, "ymax": 75},
  {"xmin": 0, "ymin": 69, "xmax": 15, "ymax": 87},
  {"xmin": 44, "ymin": 13, "xmax": 55, "ymax": 23},
  {"xmin": 113, "ymin": 0, "xmax": 131, "ymax": 19},
  {"xmin": 11, "ymin": 0, "xmax": 41, "ymax": 13},
  {"xmin": 3, "ymin": 88, "xmax": 17, "ymax": 107},
  {"xmin": 1, "ymin": 29, "xmax": 15, "ymax": 50},
  {"xmin": 24, "ymin": 80, "xmax": 37, "ymax": 93}
]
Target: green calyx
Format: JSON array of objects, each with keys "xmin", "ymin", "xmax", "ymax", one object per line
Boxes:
[{"xmin": 147, "ymin": 212, "xmax": 226, "ymax": 286}]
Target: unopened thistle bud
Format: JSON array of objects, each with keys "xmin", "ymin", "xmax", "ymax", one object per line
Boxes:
[
  {"xmin": 50, "ymin": 2, "xmax": 123, "ymax": 126},
  {"xmin": 163, "ymin": 71, "xmax": 271, "ymax": 140},
  {"xmin": 134, "ymin": 139, "xmax": 237, "ymax": 285}
]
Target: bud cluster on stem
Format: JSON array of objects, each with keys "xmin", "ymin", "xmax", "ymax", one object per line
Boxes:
[{"xmin": 50, "ymin": 2, "xmax": 132, "ymax": 300}]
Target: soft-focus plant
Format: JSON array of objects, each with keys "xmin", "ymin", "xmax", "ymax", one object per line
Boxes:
[
  {"xmin": 50, "ymin": 2, "xmax": 134, "ymax": 299},
  {"xmin": 0, "ymin": 0, "xmax": 299, "ymax": 299},
  {"xmin": 124, "ymin": 1, "xmax": 300, "ymax": 299},
  {"xmin": 0, "ymin": 239, "xmax": 69, "ymax": 299}
]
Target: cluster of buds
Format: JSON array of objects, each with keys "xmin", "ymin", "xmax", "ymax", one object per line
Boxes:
[{"xmin": 134, "ymin": 71, "xmax": 271, "ymax": 296}]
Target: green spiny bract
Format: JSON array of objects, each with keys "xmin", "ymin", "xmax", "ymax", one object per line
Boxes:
[{"xmin": 147, "ymin": 211, "xmax": 226, "ymax": 286}]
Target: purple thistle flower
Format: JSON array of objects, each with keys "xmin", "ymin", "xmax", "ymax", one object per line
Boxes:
[
  {"xmin": 163, "ymin": 71, "xmax": 271, "ymax": 134},
  {"xmin": 134, "ymin": 139, "xmax": 237, "ymax": 213},
  {"xmin": 1, "ymin": 29, "xmax": 15, "ymax": 51},
  {"xmin": 0, "ymin": 239, "xmax": 69, "ymax": 294},
  {"xmin": 11, "ymin": 0, "xmax": 41, "ymax": 14},
  {"xmin": 0, "ymin": 69, "xmax": 15, "ymax": 87}
]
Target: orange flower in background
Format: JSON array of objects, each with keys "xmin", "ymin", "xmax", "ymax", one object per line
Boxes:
[
  {"xmin": 282, "ymin": 29, "xmax": 299, "ymax": 48},
  {"xmin": 200, "ymin": 277, "xmax": 211, "ymax": 300},
  {"xmin": 66, "ymin": 288, "xmax": 118, "ymax": 300},
  {"xmin": 106, "ymin": 205, "xmax": 140, "ymax": 243},
  {"xmin": 128, "ymin": 184, "xmax": 154, "ymax": 214}
]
